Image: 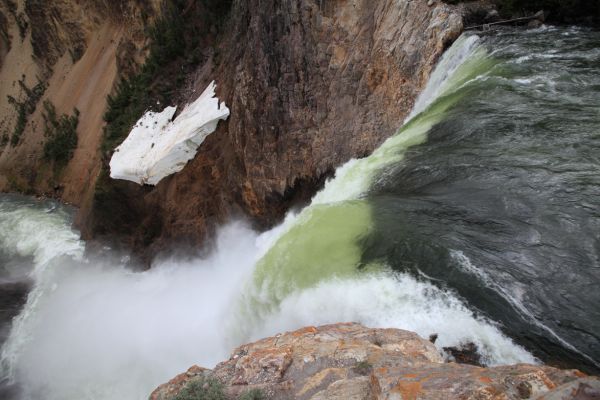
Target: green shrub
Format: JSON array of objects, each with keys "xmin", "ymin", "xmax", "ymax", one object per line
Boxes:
[
  {"xmin": 7, "ymin": 77, "xmax": 47, "ymax": 146},
  {"xmin": 1, "ymin": 132, "xmax": 9, "ymax": 146},
  {"xmin": 100, "ymin": 0, "xmax": 233, "ymax": 154},
  {"xmin": 239, "ymin": 389, "xmax": 265, "ymax": 400},
  {"xmin": 3, "ymin": 0, "xmax": 27, "ymax": 39},
  {"xmin": 174, "ymin": 378, "xmax": 226, "ymax": 400},
  {"xmin": 444, "ymin": 0, "xmax": 600, "ymax": 23},
  {"xmin": 101, "ymin": 1, "xmax": 188, "ymax": 154},
  {"xmin": 90, "ymin": 0, "xmax": 232, "ymax": 239},
  {"xmin": 7, "ymin": 98, "xmax": 27, "ymax": 146},
  {"xmin": 353, "ymin": 360, "xmax": 373, "ymax": 376},
  {"xmin": 15, "ymin": 12, "xmax": 27, "ymax": 39},
  {"xmin": 42, "ymin": 101, "xmax": 79, "ymax": 168},
  {"xmin": 68, "ymin": 43, "xmax": 85, "ymax": 63}
]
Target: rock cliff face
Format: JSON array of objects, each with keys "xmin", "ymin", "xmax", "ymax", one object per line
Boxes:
[
  {"xmin": 82, "ymin": 0, "xmax": 464, "ymax": 256},
  {"xmin": 150, "ymin": 323, "xmax": 600, "ymax": 400},
  {"xmin": 0, "ymin": 0, "xmax": 472, "ymax": 255},
  {"xmin": 0, "ymin": 2, "xmax": 594, "ymax": 256},
  {"xmin": 0, "ymin": 0, "xmax": 160, "ymax": 204}
]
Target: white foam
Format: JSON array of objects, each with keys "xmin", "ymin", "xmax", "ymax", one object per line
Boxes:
[
  {"xmin": 0, "ymin": 202, "xmax": 82, "ymax": 269},
  {"xmin": 451, "ymin": 250, "xmax": 598, "ymax": 367},
  {"xmin": 110, "ymin": 81, "xmax": 229, "ymax": 185},
  {"xmin": 408, "ymin": 34, "xmax": 481, "ymax": 121},
  {"xmin": 0, "ymin": 204, "xmax": 537, "ymax": 400},
  {"xmin": 0, "ymin": 201, "xmax": 84, "ymax": 391},
  {"xmin": 0, "ymin": 33, "xmax": 541, "ymax": 400},
  {"xmin": 249, "ymin": 273, "xmax": 537, "ymax": 366},
  {"xmin": 515, "ymin": 78, "xmax": 533, "ymax": 85},
  {"xmin": 516, "ymin": 55, "xmax": 533, "ymax": 64},
  {"xmin": 1, "ymin": 220, "xmax": 258, "ymax": 400}
]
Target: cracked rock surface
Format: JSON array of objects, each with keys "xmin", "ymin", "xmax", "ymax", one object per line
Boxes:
[{"xmin": 150, "ymin": 323, "xmax": 599, "ymax": 400}]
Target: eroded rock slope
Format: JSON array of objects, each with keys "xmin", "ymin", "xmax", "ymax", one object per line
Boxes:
[{"xmin": 0, "ymin": 0, "xmax": 161, "ymax": 203}]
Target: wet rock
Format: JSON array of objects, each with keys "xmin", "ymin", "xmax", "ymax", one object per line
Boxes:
[
  {"xmin": 528, "ymin": 19, "xmax": 544, "ymax": 29},
  {"xmin": 151, "ymin": 323, "xmax": 595, "ymax": 400},
  {"xmin": 534, "ymin": 10, "xmax": 546, "ymax": 22},
  {"xmin": 443, "ymin": 342, "xmax": 484, "ymax": 367},
  {"xmin": 458, "ymin": 1, "xmax": 499, "ymax": 27},
  {"xmin": 486, "ymin": 9, "xmax": 501, "ymax": 22}
]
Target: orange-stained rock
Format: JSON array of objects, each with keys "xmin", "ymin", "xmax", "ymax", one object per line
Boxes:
[
  {"xmin": 149, "ymin": 365, "xmax": 210, "ymax": 400},
  {"xmin": 150, "ymin": 323, "xmax": 599, "ymax": 400}
]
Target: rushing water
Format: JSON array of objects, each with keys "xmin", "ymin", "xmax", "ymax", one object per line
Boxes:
[
  {"xmin": 0, "ymin": 26, "xmax": 599, "ymax": 399},
  {"xmin": 364, "ymin": 26, "xmax": 600, "ymax": 371}
]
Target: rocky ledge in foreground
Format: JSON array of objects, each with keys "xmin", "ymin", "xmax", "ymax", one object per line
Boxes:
[{"xmin": 150, "ymin": 323, "xmax": 599, "ymax": 400}]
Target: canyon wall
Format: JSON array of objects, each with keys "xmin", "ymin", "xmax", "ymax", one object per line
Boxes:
[
  {"xmin": 0, "ymin": 0, "xmax": 471, "ymax": 256},
  {"xmin": 82, "ymin": 0, "xmax": 464, "ymax": 256},
  {"xmin": 0, "ymin": 0, "xmax": 160, "ymax": 205},
  {"xmin": 0, "ymin": 1, "xmax": 596, "ymax": 257}
]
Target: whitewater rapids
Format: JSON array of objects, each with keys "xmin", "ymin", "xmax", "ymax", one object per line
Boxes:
[{"xmin": 0, "ymin": 34, "xmax": 541, "ymax": 400}]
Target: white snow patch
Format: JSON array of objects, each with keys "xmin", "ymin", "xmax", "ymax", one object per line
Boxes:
[{"xmin": 109, "ymin": 81, "xmax": 230, "ymax": 185}]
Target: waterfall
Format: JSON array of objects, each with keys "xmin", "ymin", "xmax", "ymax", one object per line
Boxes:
[{"xmin": 0, "ymin": 34, "xmax": 537, "ymax": 400}]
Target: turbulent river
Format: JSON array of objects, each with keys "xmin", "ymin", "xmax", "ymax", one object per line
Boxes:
[{"xmin": 0, "ymin": 26, "xmax": 599, "ymax": 399}]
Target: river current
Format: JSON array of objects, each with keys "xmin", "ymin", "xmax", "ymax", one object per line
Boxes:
[{"xmin": 0, "ymin": 26, "xmax": 598, "ymax": 399}]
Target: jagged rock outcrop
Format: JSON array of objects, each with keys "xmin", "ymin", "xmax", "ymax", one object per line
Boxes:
[
  {"xmin": 150, "ymin": 323, "xmax": 600, "ymax": 400},
  {"xmin": 82, "ymin": 0, "xmax": 464, "ymax": 256}
]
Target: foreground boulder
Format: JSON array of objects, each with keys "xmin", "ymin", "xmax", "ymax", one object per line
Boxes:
[{"xmin": 150, "ymin": 323, "xmax": 599, "ymax": 400}]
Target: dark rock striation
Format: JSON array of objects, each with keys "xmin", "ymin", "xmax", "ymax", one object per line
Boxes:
[
  {"xmin": 82, "ymin": 0, "xmax": 464, "ymax": 256},
  {"xmin": 0, "ymin": 0, "xmax": 161, "ymax": 209}
]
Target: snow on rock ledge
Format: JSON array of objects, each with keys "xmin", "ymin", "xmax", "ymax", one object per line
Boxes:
[{"xmin": 109, "ymin": 81, "xmax": 229, "ymax": 185}]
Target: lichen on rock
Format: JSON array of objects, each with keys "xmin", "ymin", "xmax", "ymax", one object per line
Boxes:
[{"xmin": 150, "ymin": 323, "xmax": 599, "ymax": 400}]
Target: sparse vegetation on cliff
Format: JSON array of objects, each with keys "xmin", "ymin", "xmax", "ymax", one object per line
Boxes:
[
  {"xmin": 238, "ymin": 389, "xmax": 265, "ymax": 400},
  {"xmin": 89, "ymin": 0, "xmax": 232, "ymax": 244},
  {"xmin": 445, "ymin": 0, "xmax": 600, "ymax": 25},
  {"xmin": 173, "ymin": 378, "xmax": 226, "ymax": 400},
  {"xmin": 2, "ymin": 0, "xmax": 27, "ymax": 39},
  {"xmin": 171, "ymin": 378, "xmax": 265, "ymax": 400},
  {"xmin": 6, "ymin": 77, "xmax": 46, "ymax": 146},
  {"xmin": 101, "ymin": 7, "xmax": 185, "ymax": 153},
  {"xmin": 0, "ymin": 9, "xmax": 10, "ymax": 51},
  {"xmin": 42, "ymin": 100, "xmax": 79, "ymax": 168},
  {"xmin": 353, "ymin": 360, "xmax": 373, "ymax": 376},
  {"xmin": 503, "ymin": 0, "xmax": 599, "ymax": 24},
  {"xmin": 102, "ymin": 0, "xmax": 232, "ymax": 154}
]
